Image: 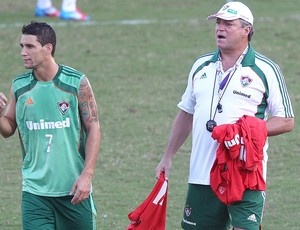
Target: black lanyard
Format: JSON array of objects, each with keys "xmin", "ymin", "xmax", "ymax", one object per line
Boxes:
[{"xmin": 206, "ymin": 68, "xmax": 236, "ymax": 132}]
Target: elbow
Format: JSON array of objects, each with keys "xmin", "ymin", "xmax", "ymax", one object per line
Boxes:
[
  {"xmin": 286, "ymin": 118, "xmax": 294, "ymax": 133},
  {"xmin": 280, "ymin": 117, "xmax": 294, "ymax": 134},
  {"xmin": 0, "ymin": 117, "xmax": 17, "ymax": 138},
  {"xmin": 266, "ymin": 117, "xmax": 294, "ymax": 136},
  {"xmin": 0, "ymin": 130, "xmax": 15, "ymax": 138},
  {"xmin": 87, "ymin": 122, "xmax": 101, "ymax": 140}
]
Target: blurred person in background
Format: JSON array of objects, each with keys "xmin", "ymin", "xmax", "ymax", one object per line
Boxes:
[{"xmin": 35, "ymin": 0, "xmax": 90, "ymax": 21}]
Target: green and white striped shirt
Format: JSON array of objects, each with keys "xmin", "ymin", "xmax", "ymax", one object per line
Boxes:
[{"xmin": 178, "ymin": 44, "xmax": 294, "ymax": 185}]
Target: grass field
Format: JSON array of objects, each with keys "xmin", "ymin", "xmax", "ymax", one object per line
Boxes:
[{"xmin": 0, "ymin": 0, "xmax": 299, "ymax": 229}]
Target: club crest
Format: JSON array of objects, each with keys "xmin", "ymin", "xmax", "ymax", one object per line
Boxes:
[
  {"xmin": 58, "ymin": 101, "xmax": 70, "ymax": 115},
  {"xmin": 240, "ymin": 75, "xmax": 253, "ymax": 87}
]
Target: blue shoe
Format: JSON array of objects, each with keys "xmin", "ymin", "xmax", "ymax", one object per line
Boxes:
[
  {"xmin": 59, "ymin": 8, "xmax": 90, "ymax": 21},
  {"xmin": 35, "ymin": 6, "xmax": 60, "ymax": 17}
]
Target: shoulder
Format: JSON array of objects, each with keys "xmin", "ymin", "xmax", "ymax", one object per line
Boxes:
[
  {"xmin": 60, "ymin": 64, "xmax": 85, "ymax": 79},
  {"xmin": 190, "ymin": 51, "xmax": 218, "ymax": 78},
  {"xmin": 254, "ymin": 51, "xmax": 281, "ymax": 73},
  {"xmin": 13, "ymin": 71, "xmax": 34, "ymax": 85},
  {"xmin": 58, "ymin": 64, "xmax": 86, "ymax": 84},
  {"xmin": 54, "ymin": 65, "xmax": 86, "ymax": 95},
  {"xmin": 12, "ymin": 71, "xmax": 36, "ymax": 96},
  {"xmin": 194, "ymin": 51, "xmax": 216, "ymax": 66}
]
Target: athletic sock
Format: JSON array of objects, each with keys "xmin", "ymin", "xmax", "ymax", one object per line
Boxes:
[
  {"xmin": 37, "ymin": 0, "xmax": 52, "ymax": 9},
  {"xmin": 61, "ymin": 0, "xmax": 77, "ymax": 12}
]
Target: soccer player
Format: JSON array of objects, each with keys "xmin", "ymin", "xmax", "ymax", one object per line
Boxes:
[
  {"xmin": 35, "ymin": 0, "xmax": 90, "ymax": 21},
  {"xmin": 0, "ymin": 21, "xmax": 100, "ymax": 230},
  {"xmin": 155, "ymin": 1, "xmax": 294, "ymax": 229}
]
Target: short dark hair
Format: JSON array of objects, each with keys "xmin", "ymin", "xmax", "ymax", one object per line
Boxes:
[
  {"xmin": 22, "ymin": 21, "xmax": 56, "ymax": 56},
  {"xmin": 240, "ymin": 19, "xmax": 254, "ymax": 42}
]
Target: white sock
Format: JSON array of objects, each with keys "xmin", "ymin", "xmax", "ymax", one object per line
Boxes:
[
  {"xmin": 61, "ymin": 0, "xmax": 77, "ymax": 12},
  {"xmin": 37, "ymin": 0, "xmax": 52, "ymax": 9}
]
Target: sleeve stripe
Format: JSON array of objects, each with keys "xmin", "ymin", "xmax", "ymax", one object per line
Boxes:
[{"xmin": 255, "ymin": 52, "xmax": 294, "ymax": 117}]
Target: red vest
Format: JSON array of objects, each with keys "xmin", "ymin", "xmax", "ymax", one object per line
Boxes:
[
  {"xmin": 210, "ymin": 115, "xmax": 267, "ymax": 205},
  {"xmin": 127, "ymin": 173, "xmax": 168, "ymax": 230}
]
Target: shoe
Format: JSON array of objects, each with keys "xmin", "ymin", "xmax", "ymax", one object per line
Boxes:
[
  {"xmin": 59, "ymin": 8, "xmax": 90, "ymax": 21},
  {"xmin": 35, "ymin": 6, "xmax": 60, "ymax": 17}
]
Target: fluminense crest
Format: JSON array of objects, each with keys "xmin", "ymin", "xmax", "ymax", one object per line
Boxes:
[{"xmin": 58, "ymin": 101, "xmax": 70, "ymax": 115}]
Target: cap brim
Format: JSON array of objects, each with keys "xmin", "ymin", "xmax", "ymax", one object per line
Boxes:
[
  {"xmin": 206, "ymin": 13, "xmax": 219, "ymax": 21},
  {"xmin": 206, "ymin": 16, "xmax": 216, "ymax": 20},
  {"xmin": 206, "ymin": 12, "xmax": 239, "ymax": 21}
]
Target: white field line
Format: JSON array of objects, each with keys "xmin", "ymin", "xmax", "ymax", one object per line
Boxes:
[
  {"xmin": 0, "ymin": 15, "xmax": 299, "ymax": 30},
  {"xmin": 0, "ymin": 19, "xmax": 197, "ymax": 30}
]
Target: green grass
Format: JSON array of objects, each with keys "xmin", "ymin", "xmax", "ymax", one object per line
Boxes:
[{"xmin": 0, "ymin": 0, "xmax": 299, "ymax": 229}]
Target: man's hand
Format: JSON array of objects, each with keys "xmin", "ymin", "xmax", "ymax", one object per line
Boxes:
[
  {"xmin": 155, "ymin": 157, "xmax": 172, "ymax": 180},
  {"xmin": 70, "ymin": 174, "xmax": 92, "ymax": 205}
]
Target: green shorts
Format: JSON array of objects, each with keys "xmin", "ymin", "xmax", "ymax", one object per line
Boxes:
[
  {"xmin": 181, "ymin": 184, "xmax": 265, "ymax": 230},
  {"xmin": 22, "ymin": 191, "xmax": 97, "ymax": 230}
]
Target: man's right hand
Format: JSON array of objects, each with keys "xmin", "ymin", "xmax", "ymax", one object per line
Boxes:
[{"xmin": 155, "ymin": 157, "xmax": 172, "ymax": 180}]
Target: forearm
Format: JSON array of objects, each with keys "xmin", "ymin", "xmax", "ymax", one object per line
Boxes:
[
  {"xmin": 163, "ymin": 110, "xmax": 193, "ymax": 159},
  {"xmin": 81, "ymin": 125, "xmax": 100, "ymax": 178},
  {"xmin": 0, "ymin": 115, "xmax": 16, "ymax": 138},
  {"xmin": 70, "ymin": 123, "xmax": 100, "ymax": 204},
  {"xmin": 266, "ymin": 116, "xmax": 294, "ymax": 136},
  {"xmin": 156, "ymin": 110, "xmax": 193, "ymax": 178}
]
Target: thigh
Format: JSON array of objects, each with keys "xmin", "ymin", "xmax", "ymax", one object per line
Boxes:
[
  {"xmin": 228, "ymin": 190, "xmax": 266, "ymax": 230},
  {"xmin": 52, "ymin": 194, "xmax": 97, "ymax": 230},
  {"xmin": 181, "ymin": 184, "xmax": 229, "ymax": 230},
  {"xmin": 22, "ymin": 192, "xmax": 55, "ymax": 230}
]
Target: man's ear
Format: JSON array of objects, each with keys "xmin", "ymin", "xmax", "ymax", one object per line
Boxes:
[
  {"xmin": 243, "ymin": 26, "xmax": 251, "ymax": 38},
  {"xmin": 44, "ymin": 43, "xmax": 53, "ymax": 54}
]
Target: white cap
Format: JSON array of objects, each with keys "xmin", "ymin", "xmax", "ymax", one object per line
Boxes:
[{"xmin": 207, "ymin": 1, "xmax": 254, "ymax": 25}]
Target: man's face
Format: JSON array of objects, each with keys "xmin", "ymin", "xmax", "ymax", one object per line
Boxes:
[
  {"xmin": 215, "ymin": 18, "xmax": 248, "ymax": 51},
  {"xmin": 20, "ymin": 34, "xmax": 49, "ymax": 69}
]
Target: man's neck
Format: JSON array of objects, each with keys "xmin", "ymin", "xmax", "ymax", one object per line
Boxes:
[
  {"xmin": 220, "ymin": 44, "xmax": 248, "ymax": 71},
  {"xmin": 34, "ymin": 61, "xmax": 59, "ymax": 82}
]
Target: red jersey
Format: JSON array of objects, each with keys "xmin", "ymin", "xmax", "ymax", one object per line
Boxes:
[
  {"xmin": 210, "ymin": 115, "xmax": 267, "ymax": 205},
  {"xmin": 126, "ymin": 173, "xmax": 168, "ymax": 230}
]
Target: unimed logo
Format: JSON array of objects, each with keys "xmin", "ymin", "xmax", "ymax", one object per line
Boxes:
[{"xmin": 26, "ymin": 117, "xmax": 70, "ymax": 130}]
